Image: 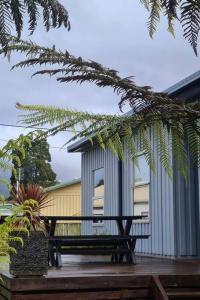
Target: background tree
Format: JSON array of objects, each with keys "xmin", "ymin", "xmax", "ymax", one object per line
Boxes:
[{"xmin": 10, "ymin": 136, "xmax": 57, "ymax": 188}]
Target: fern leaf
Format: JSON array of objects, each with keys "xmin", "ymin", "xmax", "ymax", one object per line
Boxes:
[
  {"xmin": 148, "ymin": 0, "xmax": 161, "ymax": 38},
  {"xmin": 181, "ymin": 0, "xmax": 200, "ymax": 55}
]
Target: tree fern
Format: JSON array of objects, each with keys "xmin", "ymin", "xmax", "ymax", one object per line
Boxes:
[
  {"xmin": 140, "ymin": 0, "xmax": 200, "ymax": 54},
  {"xmin": 148, "ymin": 0, "xmax": 161, "ymax": 38},
  {"xmin": 0, "ymin": 0, "xmax": 70, "ymax": 45},
  {"xmin": 15, "ymin": 102, "xmax": 199, "ymax": 179},
  {"xmin": 181, "ymin": 0, "xmax": 200, "ymax": 56},
  {"xmin": 0, "ymin": 38, "xmax": 200, "ymax": 177}
]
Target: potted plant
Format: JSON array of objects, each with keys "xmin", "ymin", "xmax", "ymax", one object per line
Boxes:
[
  {"xmin": 9, "ymin": 184, "xmax": 50, "ymax": 277},
  {"xmin": 0, "ymin": 201, "xmax": 30, "ymax": 273}
]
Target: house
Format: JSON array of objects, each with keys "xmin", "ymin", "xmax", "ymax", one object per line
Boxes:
[
  {"xmin": 42, "ymin": 178, "xmax": 81, "ymax": 235},
  {"xmin": 68, "ymin": 71, "xmax": 200, "ymax": 258}
]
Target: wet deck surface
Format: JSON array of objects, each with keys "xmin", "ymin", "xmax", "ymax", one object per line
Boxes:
[
  {"xmin": 1, "ymin": 256, "xmax": 200, "ymax": 300},
  {"xmin": 47, "ymin": 255, "xmax": 200, "ymax": 277}
]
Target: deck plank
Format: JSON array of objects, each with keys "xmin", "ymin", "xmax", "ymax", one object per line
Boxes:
[{"xmin": 1, "ymin": 256, "xmax": 200, "ymax": 300}]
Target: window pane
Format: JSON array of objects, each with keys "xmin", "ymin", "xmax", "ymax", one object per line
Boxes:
[
  {"xmin": 134, "ymin": 202, "xmax": 149, "ymax": 217},
  {"xmin": 133, "ymin": 184, "xmax": 149, "ymax": 217},
  {"xmin": 135, "ymin": 155, "xmax": 149, "ymax": 184},
  {"xmin": 93, "ymin": 168, "xmax": 104, "ymax": 223},
  {"xmin": 134, "ymin": 184, "xmax": 149, "ymax": 203},
  {"xmin": 133, "ymin": 155, "xmax": 150, "ymax": 218},
  {"xmin": 94, "ymin": 168, "xmax": 104, "ymax": 197}
]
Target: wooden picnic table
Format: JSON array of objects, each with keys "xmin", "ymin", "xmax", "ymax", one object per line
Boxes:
[
  {"xmin": 41, "ymin": 216, "xmax": 149, "ymax": 266},
  {"xmin": 41, "ymin": 215, "xmax": 145, "ymax": 236}
]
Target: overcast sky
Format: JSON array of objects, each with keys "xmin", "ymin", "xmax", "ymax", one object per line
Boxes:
[{"xmin": 0, "ymin": 0, "xmax": 199, "ymax": 184}]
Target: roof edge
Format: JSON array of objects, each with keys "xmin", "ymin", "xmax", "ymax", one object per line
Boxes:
[
  {"xmin": 44, "ymin": 178, "xmax": 81, "ymax": 192},
  {"xmin": 68, "ymin": 70, "xmax": 200, "ymax": 152},
  {"xmin": 164, "ymin": 70, "xmax": 200, "ymax": 95}
]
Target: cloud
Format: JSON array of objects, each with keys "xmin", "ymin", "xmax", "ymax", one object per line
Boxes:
[{"xmin": 0, "ymin": 0, "xmax": 199, "ymax": 183}]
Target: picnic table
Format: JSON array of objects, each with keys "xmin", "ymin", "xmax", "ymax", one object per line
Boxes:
[{"xmin": 42, "ymin": 216, "xmax": 149, "ymax": 267}]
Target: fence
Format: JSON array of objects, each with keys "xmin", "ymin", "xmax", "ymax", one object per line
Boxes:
[
  {"xmin": 55, "ymin": 223, "xmax": 81, "ymax": 236},
  {"xmin": 41, "ymin": 192, "xmax": 81, "ymax": 236}
]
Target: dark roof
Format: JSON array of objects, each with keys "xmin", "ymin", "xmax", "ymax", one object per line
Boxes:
[
  {"xmin": 164, "ymin": 70, "xmax": 200, "ymax": 96},
  {"xmin": 67, "ymin": 71, "xmax": 200, "ymax": 153},
  {"xmin": 44, "ymin": 178, "xmax": 81, "ymax": 192}
]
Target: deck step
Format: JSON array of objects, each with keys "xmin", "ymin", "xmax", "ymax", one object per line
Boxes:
[{"xmin": 167, "ymin": 289, "xmax": 200, "ymax": 299}]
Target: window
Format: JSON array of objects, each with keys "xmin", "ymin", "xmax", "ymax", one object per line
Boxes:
[
  {"xmin": 133, "ymin": 155, "xmax": 150, "ymax": 219},
  {"xmin": 92, "ymin": 168, "xmax": 104, "ymax": 224}
]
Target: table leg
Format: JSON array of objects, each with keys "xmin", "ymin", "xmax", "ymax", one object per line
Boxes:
[
  {"xmin": 48, "ymin": 242, "xmax": 56, "ymax": 267},
  {"xmin": 116, "ymin": 219, "xmax": 124, "ymax": 235},
  {"xmin": 46, "ymin": 219, "xmax": 57, "ymax": 267},
  {"xmin": 116, "ymin": 220, "xmax": 123, "ymax": 263},
  {"xmin": 116, "ymin": 219, "xmax": 134, "ymax": 264},
  {"xmin": 49, "ymin": 219, "xmax": 56, "ymax": 236},
  {"xmin": 55, "ymin": 243, "xmax": 63, "ymax": 268},
  {"xmin": 124, "ymin": 219, "xmax": 132, "ymax": 235},
  {"xmin": 128, "ymin": 238, "xmax": 136, "ymax": 264}
]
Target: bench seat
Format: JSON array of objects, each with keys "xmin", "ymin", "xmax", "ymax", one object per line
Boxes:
[{"xmin": 48, "ymin": 234, "xmax": 150, "ymax": 267}]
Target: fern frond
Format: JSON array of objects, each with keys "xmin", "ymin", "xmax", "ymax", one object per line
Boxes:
[
  {"xmin": 180, "ymin": 0, "xmax": 200, "ymax": 55},
  {"xmin": 148, "ymin": 0, "xmax": 161, "ymax": 38},
  {"xmin": 171, "ymin": 121, "xmax": 188, "ymax": 180},
  {"xmin": 140, "ymin": 0, "xmax": 150, "ymax": 10},
  {"xmin": 144, "ymin": 0, "xmax": 200, "ymax": 54},
  {"xmin": 0, "ymin": 0, "xmax": 70, "ymax": 46}
]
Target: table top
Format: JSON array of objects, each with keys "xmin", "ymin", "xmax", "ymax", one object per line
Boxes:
[{"xmin": 41, "ymin": 215, "xmax": 145, "ymax": 221}]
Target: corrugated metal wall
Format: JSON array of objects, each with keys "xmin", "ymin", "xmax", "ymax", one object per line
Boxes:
[
  {"xmin": 81, "ymin": 136, "xmax": 175, "ymax": 256},
  {"xmin": 198, "ymin": 167, "xmax": 200, "ymax": 257},
  {"xmin": 173, "ymin": 143, "xmax": 199, "ymax": 257},
  {"xmin": 81, "ymin": 133, "xmax": 199, "ymax": 257},
  {"xmin": 81, "ymin": 147, "xmax": 119, "ymax": 235},
  {"xmin": 122, "ymin": 130, "xmax": 175, "ymax": 256},
  {"xmin": 42, "ymin": 183, "xmax": 81, "ymax": 219}
]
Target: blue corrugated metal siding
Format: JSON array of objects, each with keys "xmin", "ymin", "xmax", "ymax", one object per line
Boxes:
[
  {"xmin": 173, "ymin": 142, "xmax": 198, "ymax": 257},
  {"xmin": 122, "ymin": 130, "xmax": 175, "ymax": 256},
  {"xmin": 81, "ymin": 131, "xmax": 176, "ymax": 256},
  {"xmin": 198, "ymin": 167, "xmax": 200, "ymax": 256},
  {"xmin": 81, "ymin": 147, "xmax": 119, "ymax": 235}
]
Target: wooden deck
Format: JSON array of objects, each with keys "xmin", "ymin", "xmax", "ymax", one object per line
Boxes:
[{"xmin": 1, "ymin": 255, "xmax": 200, "ymax": 299}]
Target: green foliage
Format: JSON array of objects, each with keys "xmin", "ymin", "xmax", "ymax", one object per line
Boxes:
[
  {"xmin": 11, "ymin": 183, "xmax": 50, "ymax": 230},
  {"xmin": 0, "ymin": 0, "xmax": 70, "ymax": 45},
  {"xmin": 0, "ymin": 200, "xmax": 34, "ymax": 265},
  {"xmin": 0, "ymin": 132, "xmax": 43, "ymax": 267},
  {"xmin": 0, "ymin": 37, "xmax": 199, "ymax": 178},
  {"xmin": 148, "ymin": 0, "xmax": 161, "ymax": 38},
  {"xmin": 141, "ymin": 0, "xmax": 200, "ymax": 55},
  {"xmin": 0, "ymin": 132, "xmax": 37, "ymax": 196},
  {"xmin": 15, "ymin": 102, "xmax": 200, "ymax": 180},
  {"xmin": 10, "ymin": 134, "xmax": 57, "ymax": 188}
]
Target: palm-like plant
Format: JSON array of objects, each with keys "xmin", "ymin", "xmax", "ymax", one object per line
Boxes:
[
  {"xmin": 0, "ymin": 200, "xmax": 35, "ymax": 268},
  {"xmin": 11, "ymin": 183, "xmax": 50, "ymax": 230},
  {"xmin": 0, "ymin": 0, "xmax": 70, "ymax": 45},
  {"xmin": 0, "ymin": 132, "xmax": 43, "ymax": 268}
]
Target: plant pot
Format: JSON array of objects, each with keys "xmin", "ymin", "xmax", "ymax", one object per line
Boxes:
[{"xmin": 9, "ymin": 231, "xmax": 48, "ymax": 277}]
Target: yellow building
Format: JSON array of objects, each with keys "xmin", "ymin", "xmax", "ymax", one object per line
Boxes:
[{"xmin": 42, "ymin": 178, "xmax": 81, "ymax": 235}]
